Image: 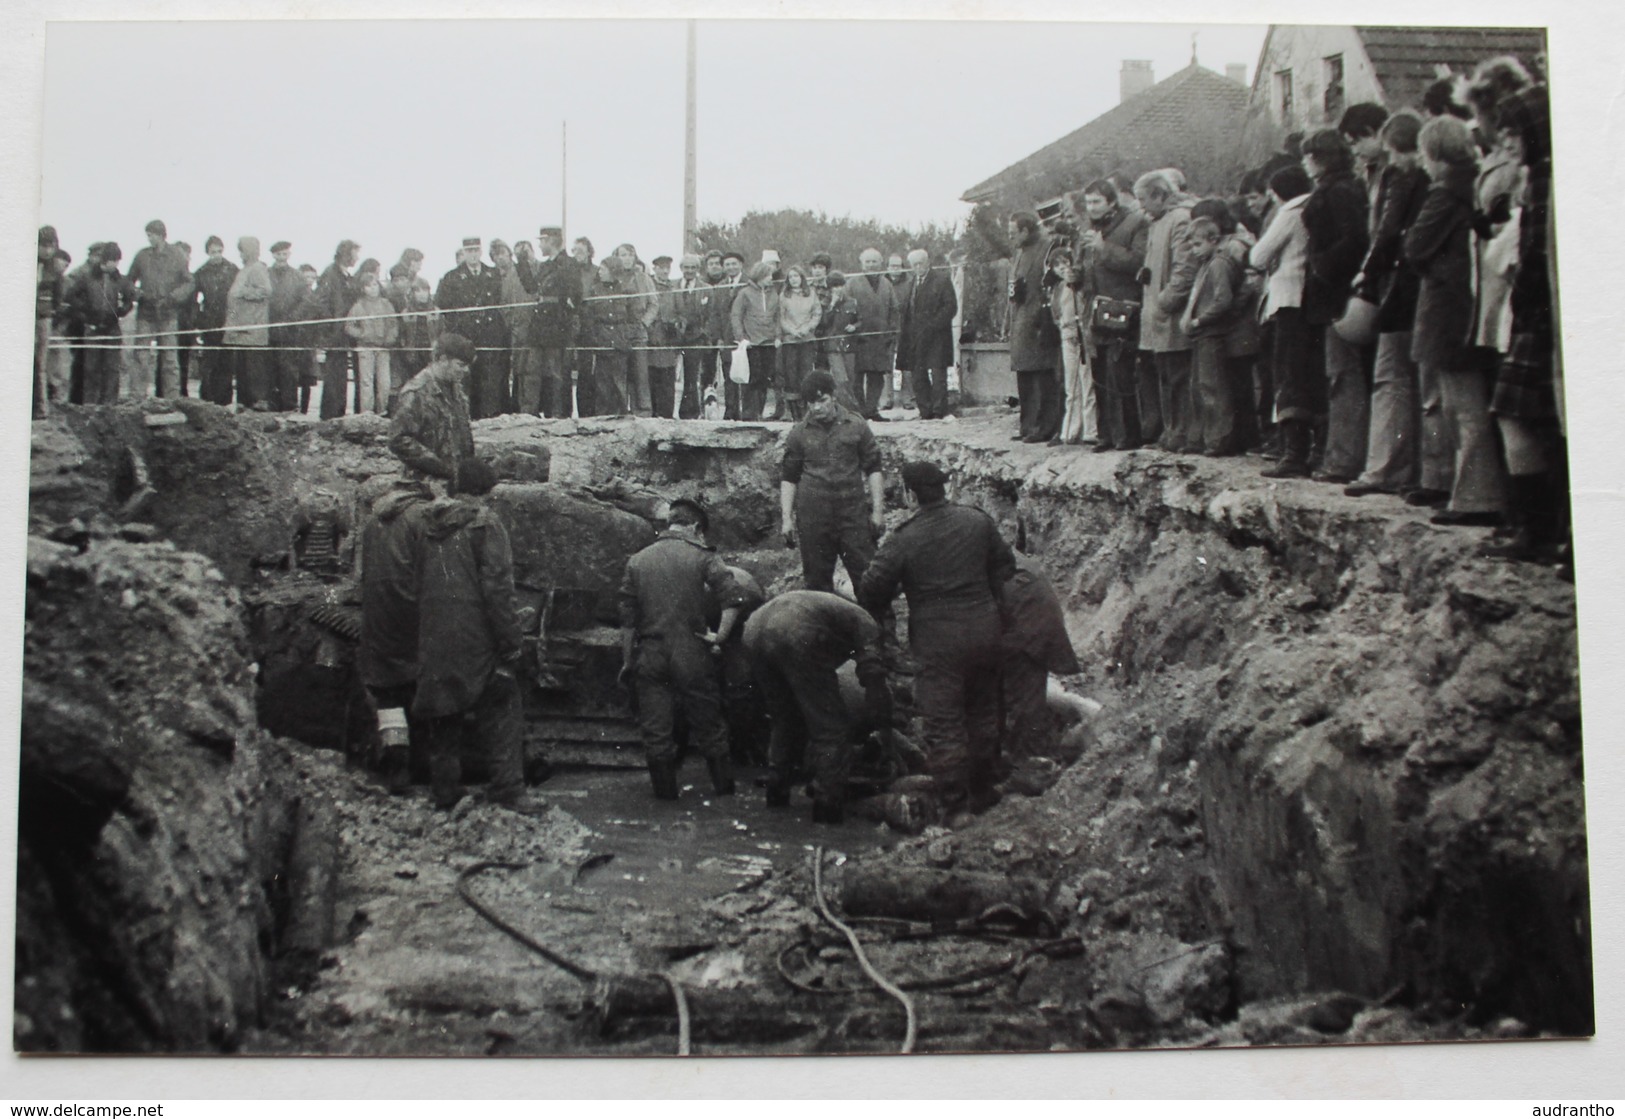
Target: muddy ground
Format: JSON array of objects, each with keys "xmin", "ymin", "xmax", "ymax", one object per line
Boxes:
[{"xmin": 17, "ymin": 401, "xmax": 1591, "ymax": 1055}]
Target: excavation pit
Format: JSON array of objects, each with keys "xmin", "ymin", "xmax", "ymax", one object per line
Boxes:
[{"xmin": 18, "ymin": 402, "xmax": 1591, "ymax": 1055}]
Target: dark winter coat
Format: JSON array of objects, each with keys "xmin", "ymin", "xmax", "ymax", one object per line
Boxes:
[
  {"xmin": 847, "ymin": 271, "xmax": 900, "ymax": 373},
  {"xmin": 193, "ymin": 257, "xmax": 239, "ymax": 331},
  {"xmin": 1357, "ymin": 162, "xmax": 1432, "ymax": 335},
  {"xmin": 896, "ymin": 269, "xmax": 958, "ymax": 372},
  {"xmin": 269, "ymin": 261, "xmax": 306, "ymax": 324},
  {"xmin": 619, "ymin": 534, "xmax": 746, "ymax": 643},
  {"xmin": 1404, "ymin": 161, "xmax": 1478, "ymax": 370},
  {"xmin": 64, "ymin": 268, "xmax": 135, "ymax": 335},
  {"xmin": 529, "ymin": 253, "xmax": 581, "ymax": 349},
  {"xmin": 1301, "ymin": 169, "xmax": 1370, "ymax": 325},
  {"xmin": 412, "ymin": 497, "xmax": 522, "ymax": 719},
  {"xmin": 316, "ymin": 263, "xmax": 362, "ymax": 348},
  {"xmin": 1080, "ymin": 205, "xmax": 1149, "ymax": 306},
  {"xmin": 358, "ymin": 483, "xmax": 434, "ymax": 691},
  {"xmin": 1008, "ymin": 237, "xmax": 1059, "ymax": 371},
  {"xmin": 435, "ymin": 263, "xmax": 508, "ymax": 347}
]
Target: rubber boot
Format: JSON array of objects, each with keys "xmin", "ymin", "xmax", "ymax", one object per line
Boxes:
[
  {"xmin": 707, "ymin": 754, "xmax": 736, "ymax": 797},
  {"xmin": 1261, "ymin": 419, "xmax": 1311, "ymax": 478},
  {"xmin": 649, "ymin": 757, "xmax": 680, "ymax": 801}
]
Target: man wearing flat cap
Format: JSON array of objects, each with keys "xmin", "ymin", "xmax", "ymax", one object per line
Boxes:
[
  {"xmin": 435, "ymin": 237, "xmax": 510, "ymax": 419},
  {"xmin": 647, "ymin": 255, "xmax": 681, "ymax": 418},
  {"xmin": 525, "ymin": 226, "xmax": 580, "ymax": 418},
  {"xmin": 859, "ymin": 460, "xmax": 1016, "ymax": 821},
  {"xmin": 268, "ymin": 241, "xmax": 304, "ymax": 412}
]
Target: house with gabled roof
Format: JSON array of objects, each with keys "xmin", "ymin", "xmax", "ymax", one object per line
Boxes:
[
  {"xmin": 1239, "ymin": 25, "xmax": 1547, "ymax": 161},
  {"xmin": 960, "ymin": 60, "xmax": 1252, "ymax": 210}
]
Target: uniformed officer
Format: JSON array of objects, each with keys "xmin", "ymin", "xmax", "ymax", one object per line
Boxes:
[
  {"xmin": 527, "ymin": 226, "xmax": 580, "ymax": 418},
  {"xmin": 742, "ymin": 590, "xmax": 891, "ymax": 824},
  {"xmin": 434, "ymin": 237, "xmax": 510, "ymax": 419},
  {"xmin": 618, "ymin": 499, "xmax": 748, "ymax": 801},
  {"xmin": 780, "ymin": 370, "xmax": 885, "ymax": 594},
  {"xmin": 858, "ymin": 461, "xmax": 1016, "ymax": 819}
]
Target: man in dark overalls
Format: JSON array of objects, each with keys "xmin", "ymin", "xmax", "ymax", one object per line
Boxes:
[
  {"xmin": 743, "ymin": 590, "xmax": 890, "ymax": 824},
  {"xmin": 619, "ymin": 499, "xmax": 746, "ymax": 800},
  {"xmin": 859, "ymin": 461, "xmax": 1016, "ymax": 820},
  {"xmin": 780, "ymin": 370, "xmax": 884, "ymax": 594}
]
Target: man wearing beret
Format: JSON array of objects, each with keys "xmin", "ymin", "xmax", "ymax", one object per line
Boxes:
[
  {"xmin": 435, "ymin": 237, "xmax": 510, "ymax": 420},
  {"xmin": 780, "ymin": 370, "xmax": 885, "ymax": 595},
  {"xmin": 859, "ymin": 461, "xmax": 1016, "ymax": 820}
]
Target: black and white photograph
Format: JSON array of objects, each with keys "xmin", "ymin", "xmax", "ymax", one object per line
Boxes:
[{"xmin": 4, "ymin": 0, "xmax": 1621, "ymax": 1101}]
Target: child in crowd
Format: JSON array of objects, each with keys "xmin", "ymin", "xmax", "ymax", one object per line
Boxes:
[
  {"xmin": 345, "ymin": 272, "xmax": 401, "ymax": 414},
  {"xmin": 1180, "ymin": 217, "xmax": 1244, "ymax": 455},
  {"xmin": 1048, "ymin": 248, "xmax": 1094, "ymax": 446},
  {"xmin": 819, "ymin": 271, "xmax": 861, "ymax": 403}
]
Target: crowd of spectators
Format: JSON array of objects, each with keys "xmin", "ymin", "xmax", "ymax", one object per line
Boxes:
[
  {"xmin": 32, "ymin": 57, "xmax": 1564, "ymax": 569},
  {"xmin": 1028, "ymin": 57, "xmax": 1563, "ymax": 568}
]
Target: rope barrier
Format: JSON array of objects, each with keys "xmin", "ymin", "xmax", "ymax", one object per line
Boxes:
[
  {"xmin": 47, "ymin": 327, "xmax": 904, "ymax": 354},
  {"xmin": 85, "ymin": 261, "xmax": 968, "ymax": 343}
]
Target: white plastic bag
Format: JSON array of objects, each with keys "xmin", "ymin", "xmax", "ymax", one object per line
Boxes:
[{"xmin": 729, "ymin": 341, "xmax": 751, "ymax": 385}]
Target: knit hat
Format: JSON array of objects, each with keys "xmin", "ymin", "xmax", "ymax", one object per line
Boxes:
[
  {"xmin": 101, "ymin": 241, "xmax": 123, "ymax": 263},
  {"xmin": 826, "ymin": 270, "xmax": 847, "ymax": 287}
]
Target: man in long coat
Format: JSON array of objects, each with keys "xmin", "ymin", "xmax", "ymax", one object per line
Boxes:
[
  {"xmin": 848, "ymin": 247, "xmax": 901, "ymax": 420},
  {"xmin": 316, "ymin": 239, "xmax": 363, "ymax": 419},
  {"xmin": 435, "ymin": 237, "xmax": 510, "ymax": 420},
  {"xmin": 527, "ymin": 226, "xmax": 580, "ymax": 418},
  {"xmin": 895, "ymin": 249, "xmax": 958, "ymax": 420},
  {"xmin": 1007, "ymin": 212, "xmax": 1060, "ymax": 442}
]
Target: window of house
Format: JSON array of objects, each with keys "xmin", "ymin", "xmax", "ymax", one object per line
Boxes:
[
  {"xmin": 1276, "ymin": 69, "xmax": 1294, "ymax": 121},
  {"xmin": 1324, "ymin": 54, "xmax": 1345, "ymax": 121}
]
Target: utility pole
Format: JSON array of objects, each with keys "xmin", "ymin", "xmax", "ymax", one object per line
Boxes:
[
  {"xmin": 684, "ymin": 20, "xmax": 698, "ymax": 254},
  {"xmin": 561, "ymin": 120, "xmax": 569, "ymax": 242}
]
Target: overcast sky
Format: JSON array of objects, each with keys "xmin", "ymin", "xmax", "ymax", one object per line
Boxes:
[{"xmin": 39, "ymin": 19, "xmax": 1266, "ymax": 278}]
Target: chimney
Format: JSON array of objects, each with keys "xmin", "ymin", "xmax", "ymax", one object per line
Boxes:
[
  {"xmin": 1120, "ymin": 60, "xmax": 1154, "ymax": 103},
  {"xmin": 1225, "ymin": 62, "xmax": 1248, "ymax": 85}
]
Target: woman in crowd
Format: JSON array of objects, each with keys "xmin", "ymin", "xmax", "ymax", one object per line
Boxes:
[
  {"xmin": 1251, "ymin": 165, "xmax": 1314, "ymax": 477},
  {"xmin": 605, "ymin": 242, "xmax": 657, "ymax": 418},
  {"xmin": 1405, "ymin": 115, "xmax": 1506, "ymax": 526},
  {"xmin": 1466, "ymin": 57, "xmax": 1533, "ymax": 391},
  {"xmin": 1298, "ymin": 128, "xmax": 1370, "ymax": 484},
  {"xmin": 570, "ymin": 237, "xmax": 598, "ymax": 416},
  {"xmin": 1482, "ymin": 84, "xmax": 1567, "ymax": 565},
  {"xmin": 777, "ymin": 264, "xmax": 821, "ymax": 421},
  {"xmin": 730, "ymin": 260, "xmax": 780, "ymax": 422}
]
